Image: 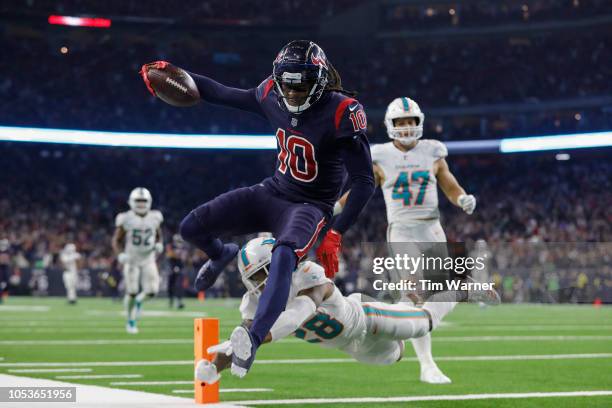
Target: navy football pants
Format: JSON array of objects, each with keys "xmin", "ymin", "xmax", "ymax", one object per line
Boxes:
[{"xmin": 180, "ymin": 183, "xmax": 326, "ymax": 345}]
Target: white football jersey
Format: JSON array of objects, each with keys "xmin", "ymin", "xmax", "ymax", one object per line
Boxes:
[
  {"xmin": 239, "ymin": 261, "xmax": 366, "ymax": 352},
  {"xmin": 60, "ymin": 251, "xmax": 80, "ymax": 273},
  {"xmin": 371, "ymin": 140, "xmax": 447, "ymax": 224},
  {"xmin": 115, "ymin": 210, "xmax": 163, "ymax": 264}
]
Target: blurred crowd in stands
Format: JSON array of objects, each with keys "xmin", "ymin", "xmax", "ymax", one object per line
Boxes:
[
  {"xmin": 0, "ymin": 144, "xmax": 610, "ymax": 303},
  {"xmin": 1, "ymin": 0, "xmax": 610, "ymax": 141},
  {"xmin": 383, "ymin": 0, "xmax": 610, "ymax": 29},
  {"xmin": 1, "ymin": 0, "xmax": 610, "ymax": 304}
]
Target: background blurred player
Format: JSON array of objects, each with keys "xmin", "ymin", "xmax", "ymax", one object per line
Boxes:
[
  {"xmin": 337, "ymin": 97, "xmax": 477, "ymax": 384},
  {"xmin": 166, "ymin": 234, "xmax": 186, "ymax": 309},
  {"xmin": 195, "ymin": 237, "xmax": 497, "ymax": 383},
  {"xmin": 59, "ymin": 243, "xmax": 81, "ymax": 304},
  {"xmin": 142, "ymin": 40, "xmax": 375, "ymax": 374},
  {"xmin": 112, "ymin": 187, "xmax": 164, "ymax": 334},
  {"xmin": 0, "ymin": 239, "xmax": 10, "ymax": 304}
]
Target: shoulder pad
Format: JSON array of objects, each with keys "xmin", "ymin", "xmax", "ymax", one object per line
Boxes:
[
  {"xmin": 115, "ymin": 212, "xmax": 127, "ymax": 228},
  {"xmin": 293, "ymin": 261, "xmax": 330, "ymax": 292},
  {"xmin": 421, "ymin": 139, "xmax": 447, "ymax": 159},
  {"xmin": 255, "ymin": 76, "xmax": 275, "ymax": 102}
]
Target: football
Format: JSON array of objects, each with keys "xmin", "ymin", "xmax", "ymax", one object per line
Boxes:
[{"xmin": 144, "ymin": 62, "xmax": 200, "ymax": 107}]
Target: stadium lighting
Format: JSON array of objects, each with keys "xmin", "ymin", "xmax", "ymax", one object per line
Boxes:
[
  {"xmin": 0, "ymin": 126, "xmax": 276, "ymax": 150},
  {"xmin": 0, "ymin": 126, "xmax": 610, "ymax": 153},
  {"xmin": 499, "ymin": 131, "xmax": 612, "ymax": 153},
  {"xmin": 48, "ymin": 15, "xmax": 112, "ymax": 28}
]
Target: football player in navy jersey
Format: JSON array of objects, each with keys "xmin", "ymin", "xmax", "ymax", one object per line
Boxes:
[{"xmin": 141, "ymin": 40, "xmax": 375, "ymax": 377}]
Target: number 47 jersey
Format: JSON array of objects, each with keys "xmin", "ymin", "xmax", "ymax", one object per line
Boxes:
[
  {"xmin": 115, "ymin": 210, "xmax": 163, "ymax": 265},
  {"xmin": 371, "ymin": 140, "xmax": 448, "ymax": 224}
]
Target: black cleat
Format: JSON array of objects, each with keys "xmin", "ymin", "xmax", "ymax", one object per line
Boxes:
[{"xmin": 194, "ymin": 243, "xmax": 239, "ymax": 291}]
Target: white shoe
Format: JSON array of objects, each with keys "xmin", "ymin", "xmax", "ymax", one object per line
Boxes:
[
  {"xmin": 420, "ymin": 365, "xmax": 452, "ymax": 384},
  {"xmin": 126, "ymin": 322, "xmax": 139, "ymax": 334}
]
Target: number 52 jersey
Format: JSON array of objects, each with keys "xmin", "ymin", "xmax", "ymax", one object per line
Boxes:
[
  {"xmin": 115, "ymin": 210, "xmax": 163, "ymax": 265},
  {"xmin": 371, "ymin": 140, "xmax": 447, "ymax": 224}
]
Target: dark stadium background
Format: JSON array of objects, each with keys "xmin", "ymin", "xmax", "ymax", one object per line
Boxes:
[{"xmin": 1, "ymin": 0, "xmax": 610, "ymax": 302}]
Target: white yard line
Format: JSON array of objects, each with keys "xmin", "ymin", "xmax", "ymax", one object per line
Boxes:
[
  {"xmin": 56, "ymin": 374, "xmax": 143, "ymax": 380},
  {"xmin": 3, "ymin": 335, "xmax": 610, "ymax": 347},
  {"xmin": 111, "ymin": 380, "xmax": 192, "ymax": 386},
  {"xmin": 0, "ymin": 373, "xmax": 242, "ymax": 407},
  {"xmin": 279, "ymin": 335, "xmax": 612, "ymax": 343},
  {"xmin": 0, "ymin": 339, "xmax": 191, "ymax": 346},
  {"xmin": 9, "ymin": 368, "xmax": 93, "ymax": 373},
  {"xmin": 1, "ymin": 353, "xmax": 611, "ymax": 368},
  {"xmin": 172, "ymin": 389, "xmax": 273, "ymax": 394},
  {"xmin": 236, "ymin": 391, "xmax": 612, "ymax": 405},
  {"xmin": 0, "ymin": 305, "xmax": 50, "ymax": 312}
]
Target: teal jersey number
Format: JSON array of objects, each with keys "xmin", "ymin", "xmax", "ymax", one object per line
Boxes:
[
  {"xmin": 392, "ymin": 170, "xmax": 430, "ymax": 206},
  {"xmin": 132, "ymin": 228, "xmax": 153, "ymax": 246},
  {"xmin": 294, "ymin": 312, "xmax": 344, "ymax": 343}
]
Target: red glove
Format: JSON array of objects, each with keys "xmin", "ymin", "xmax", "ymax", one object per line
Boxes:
[
  {"xmin": 139, "ymin": 60, "xmax": 169, "ymax": 96},
  {"xmin": 316, "ymin": 229, "xmax": 342, "ymax": 278}
]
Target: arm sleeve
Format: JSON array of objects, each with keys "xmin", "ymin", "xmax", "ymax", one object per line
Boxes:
[
  {"xmin": 189, "ymin": 72, "xmax": 265, "ymax": 117},
  {"xmin": 269, "ymin": 295, "xmax": 317, "ymax": 342},
  {"xmin": 331, "ymin": 135, "xmax": 375, "ymax": 234}
]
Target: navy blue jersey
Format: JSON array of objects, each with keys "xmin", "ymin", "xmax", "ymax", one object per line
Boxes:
[
  {"xmin": 253, "ymin": 77, "xmax": 369, "ymax": 211},
  {"xmin": 190, "ymin": 71, "xmax": 375, "ymax": 233}
]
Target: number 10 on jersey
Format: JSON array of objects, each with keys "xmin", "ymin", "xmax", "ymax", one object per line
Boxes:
[{"xmin": 276, "ymin": 128, "xmax": 318, "ymax": 182}]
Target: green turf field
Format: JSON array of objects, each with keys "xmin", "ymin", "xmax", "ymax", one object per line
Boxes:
[{"xmin": 1, "ymin": 297, "xmax": 611, "ymax": 407}]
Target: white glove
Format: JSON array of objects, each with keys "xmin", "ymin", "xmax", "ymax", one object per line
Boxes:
[
  {"xmin": 117, "ymin": 252, "xmax": 130, "ymax": 264},
  {"xmin": 457, "ymin": 194, "xmax": 476, "ymax": 215},
  {"xmin": 194, "ymin": 359, "xmax": 220, "ymax": 384},
  {"xmin": 207, "ymin": 340, "xmax": 233, "ymax": 356},
  {"xmin": 154, "ymin": 242, "xmax": 164, "ymax": 254}
]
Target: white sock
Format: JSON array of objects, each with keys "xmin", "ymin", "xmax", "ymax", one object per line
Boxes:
[
  {"xmin": 411, "ymin": 333, "xmax": 436, "ymax": 369},
  {"xmin": 423, "ymin": 301, "xmax": 457, "ymax": 330},
  {"xmin": 124, "ymin": 295, "xmax": 136, "ymax": 322}
]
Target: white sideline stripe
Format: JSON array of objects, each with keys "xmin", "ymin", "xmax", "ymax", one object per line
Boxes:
[
  {"xmin": 56, "ymin": 374, "xmax": 143, "ymax": 380},
  {"xmin": 279, "ymin": 335, "xmax": 612, "ymax": 343},
  {"xmin": 3, "ymin": 335, "xmax": 610, "ymax": 347},
  {"xmin": 0, "ymin": 374, "xmax": 242, "ymax": 408},
  {"xmin": 0, "ymin": 305, "xmax": 50, "ymax": 312},
  {"xmin": 2, "ymin": 353, "xmax": 612, "ymax": 368},
  {"xmin": 9, "ymin": 368, "xmax": 93, "ymax": 373},
  {"xmin": 112, "ymin": 380, "xmax": 192, "ymax": 385},
  {"xmin": 172, "ymin": 388, "xmax": 273, "ymax": 394},
  {"xmin": 0, "ymin": 339, "xmax": 191, "ymax": 346},
  {"xmin": 86, "ymin": 310, "xmax": 207, "ymax": 317},
  {"xmin": 237, "ymin": 391, "xmax": 612, "ymax": 405}
]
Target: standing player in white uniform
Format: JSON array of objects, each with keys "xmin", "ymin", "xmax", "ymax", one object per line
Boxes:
[
  {"xmin": 112, "ymin": 187, "xmax": 164, "ymax": 334},
  {"xmin": 194, "ymin": 237, "xmax": 496, "ymax": 382},
  {"xmin": 336, "ymin": 97, "xmax": 477, "ymax": 384},
  {"xmin": 60, "ymin": 243, "xmax": 81, "ymax": 304}
]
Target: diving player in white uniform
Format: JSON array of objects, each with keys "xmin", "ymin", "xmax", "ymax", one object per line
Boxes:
[
  {"xmin": 194, "ymin": 237, "xmax": 498, "ymax": 383},
  {"xmin": 336, "ymin": 97, "xmax": 477, "ymax": 384},
  {"xmin": 112, "ymin": 187, "xmax": 164, "ymax": 334},
  {"xmin": 60, "ymin": 243, "xmax": 81, "ymax": 304}
]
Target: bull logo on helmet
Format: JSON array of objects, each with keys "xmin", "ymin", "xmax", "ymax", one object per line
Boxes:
[{"xmin": 311, "ymin": 48, "xmax": 328, "ymax": 70}]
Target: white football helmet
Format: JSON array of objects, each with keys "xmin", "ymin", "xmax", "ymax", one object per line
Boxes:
[
  {"xmin": 237, "ymin": 237, "xmax": 276, "ymax": 297},
  {"xmin": 128, "ymin": 187, "xmax": 152, "ymax": 215},
  {"xmin": 63, "ymin": 243, "xmax": 76, "ymax": 253},
  {"xmin": 384, "ymin": 97, "xmax": 424, "ymax": 145},
  {"xmin": 0, "ymin": 239, "xmax": 9, "ymax": 252}
]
